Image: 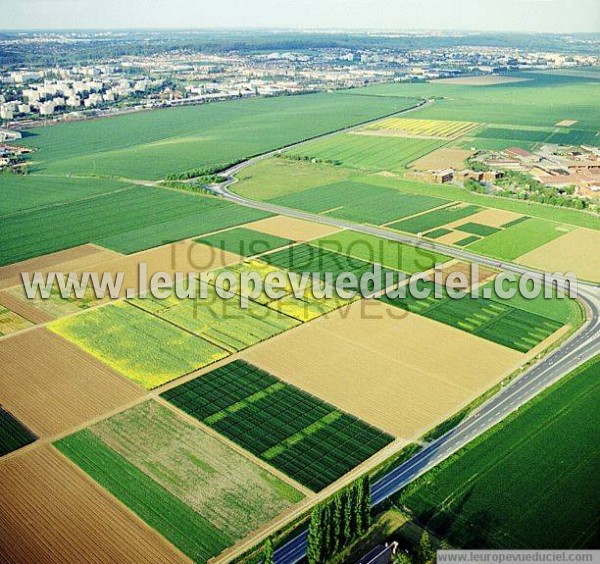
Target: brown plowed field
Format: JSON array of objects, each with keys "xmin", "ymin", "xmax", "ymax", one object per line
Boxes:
[
  {"xmin": 0, "ymin": 329, "xmax": 144, "ymax": 436},
  {"xmin": 0, "ymin": 446, "xmax": 187, "ymax": 563}
]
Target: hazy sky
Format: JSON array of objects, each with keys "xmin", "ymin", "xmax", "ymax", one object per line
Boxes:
[{"xmin": 4, "ymin": 0, "xmax": 600, "ymax": 33}]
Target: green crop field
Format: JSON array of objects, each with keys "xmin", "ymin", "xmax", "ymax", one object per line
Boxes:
[
  {"xmin": 455, "ymin": 235, "xmax": 481, "ymax": 246},
  {"xmin": 56, "ymin": 401, "xmax": 302, "ymax": 562},
  {"xmin": 195, "ymin": 226, "xmax": 294, "ymax": 257},
  {"xmin": 546, "ymin": 129, "xmax": 600, "ymax": 146},
  {"xmin": 285, "ymin": 134, "xmax": 444, "ymax": 172},
  {"xmin": 455, "ymin": 222, "xmax": 501, "ymax": 237},
  {"xmin": 0, "ymin": 408, "xmax": 36, "ymax": 457},
  {"xmin": 474, "ymin": 127, "xmax": 552, "ymax": 143},
  {"xmin": 379, "ymin": 282, "xmax": 563, "ymax": 352},
  {"xmin": 0, "ymin": 184, "xmax": 270, "ymax": 266},
  {"xmin": 0, "ymin": 175, "xmax": 131, "ymax": 216},
  {"xmin": 269, "ymin": 179, "xmax": 449, "ymax": 225},
  {"xmin": 357, "ymin": 72, "xmax": 600, "ymax": 130},
  {"xmin": 424, "ymin": 228, "xmax": 452, "ymax": 239},
  {"xmin": 49, "ymin": 301, "xmax": 228, "ymax": 389},
  {"xmin": 388, "ymin": 204, "xmax": 481, "ymax": 234},
  {"xmin": 311, "ymin": 231, "xmax": 450, "ymax": 274},
  {"xmin": 397, "ymin": 356, "xmax": 600, "ymax": 549},
  {"xmin": 260, "ymin": 243, "xmax": 402, "ymax": 293},
  {"xmin": 130, "ymin": 284, "xmax": 300, "ymax": 352},
  {"xmin": 162, "ymin": 360, "xmax": 394, "ymax": 491},
  {"xmin": 468, "ymin": 218, "xmax": 573, "ymax": 260},
  {"xmin": 19, "ymin": 93, "xmax": 419, "ymax": 180}
]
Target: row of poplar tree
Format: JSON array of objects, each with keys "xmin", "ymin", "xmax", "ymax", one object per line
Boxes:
[{"xmin": 306, "ymin": 475, "xmax": 371, "ymax": 563}]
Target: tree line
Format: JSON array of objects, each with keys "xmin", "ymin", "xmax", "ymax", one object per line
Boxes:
[{"xmin": 307, "ymin": 476, "xmax": 371, "ymax": 563}]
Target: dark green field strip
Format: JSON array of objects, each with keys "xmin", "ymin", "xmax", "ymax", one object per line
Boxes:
[
  {"xmin": 55, "ymin": 430, "xmax": 232, "ymax": 562},
  {"xmin": 455, "ymin": 235, "xmax": 481, "ymax": 246},
  {"xmin": 474, "ymin": 127, "xmax": 552, "ymax": 143},
  {"xmin": 261, "ymin": 243, "xmax": 404, "ymax": 293},
  {"xmin": 455, "ymin": 222, "xmax": 502, "ymax": 237},
  {"xmin": 0, "ymin": 184, "xmax": 271, "ymax": 266},
  {"xmin": 387, "ymin": 204, "xmax": 481, "ymax": 234},
  {"xmin": 501, "ymin": 216, "xmax": 530, "ymax": 229},
  {"xmin": 162, "ymin": 360, "xmax": 394, "ymax": 491},
  {"xmin": 195, "ymin": 227, "xmax": 294, "ymax": 257},
  {"xmin": 546, "ymin": 129, "xmax": 599, "ymax": 146},
  {"xmin": 424, "ymin": 228, "xmax": 453, "ymax": 239},
  {"xmin": 269, "ymin": 180, "xmax": 449, "ymax": 225},
  {"xmin": 398, "ymin": 356, "xmax": 600, "ymax": 549},
  {"xmin": 379, "ymin": 288, "xmax": 563, "ymax": 353},
  {"xmin": 0, "ymin": 408, "xmax": 36, "ymax": 457}
]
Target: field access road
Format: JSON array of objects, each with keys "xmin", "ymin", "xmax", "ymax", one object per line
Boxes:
[{"xmin": 205, "ymin": 157, "xmax": 600, "ymax": 564}]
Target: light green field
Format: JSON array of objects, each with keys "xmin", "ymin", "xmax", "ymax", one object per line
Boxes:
[
  {"xmin": 130, "ymin": 284, "xmax": 300, "ymax": 352},
  {"xmin": 19, "ymin": 93, "xmax": 419, "ymax": 180},
  {"xmin": 56, "ymin": 401, "xmax": 302, "ymax": 562},
  {"xmin": 286, "ymin": 134, "xmax": 444, "ymax": 172},
  {"xmin": 49, "ymin": 301, "xmax": 228, "ymax": 389},
  {"xmin": 468, "ymin": 218, "xmax": 574, "ymax": 260}
]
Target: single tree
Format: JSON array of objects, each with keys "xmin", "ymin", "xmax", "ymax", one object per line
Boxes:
[
  {"xmin": 417, "ymin": 531, "xmax": 435, "ymax": 564},
  {"xmin": 262, "ymin": 538, "xmax": 274, "ymax": 564}
]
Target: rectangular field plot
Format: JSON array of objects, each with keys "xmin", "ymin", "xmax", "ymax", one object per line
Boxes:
[
  {"xmin": 260, "ymin": 243, "xmax": 402, "ymax": 294},
  {"xmin": 0, "ymin": 447, "xmax": 186, "ymax": 564},
  {"xmin": 269, "ymin": 180, "xmax": 449, "ymax": 225},
  {"xmin": 286, "ymin": 134, "xmax": 444, "ymax": 172},
  {"xmin": 194, "ymin": 227, "xmax": 293, "ymax": 257},
  {"xmin": 380, "ymin": 290, "xmax": 563, "ymax": 353},
  {"xmin": 474, "ymin": 126, "xmax": 551, "ymax": 143},
  {"xmin": 388, "ymin": 204, "xmax": 481, "ymax": 234},
  {"xmin": 244, "ymin": 300, "xmax": 524, "ymax": 441},
  {"xmin": 363, "ymin": 118, "xmax": 479, "ymax": 138},
  {"xmin": 244, "ymin": 215, "xmax": 341, "ymax": 242},
  {"xmin": 398, "ymin": 357, "xmax": 600, "ymax": 549},
  {"xmin": 49, "ymin": 301, "xmax": 228, "ymax": 389},
  {"xmin": 0, "ymin": 329, "xmax": 144, "ymax": 437},
  {"xmin": 311, "ymin": 231, "xmax": 450, "ymax": 274},
  {"xmin": 0, "ymin": 408, "xmax": 36, "ymax": 457},
  {"xmin": 0, "ymin": 304, "xmax": 32, "ymax": 336},
  {"xmin": 130, "ymin": 284, "xmax": 300, "ymax": 352},
  {"xmin": 468, "ymin": 218, "xmax": 573, "ymax": 260},
  {"xmin": 0, "ymin": 184, "xmax": 270, "ymax": 267},
  {"xmin": 546, "ymin": 129, "xmax": 599, "ymax": 146},
  {"xmin": 56, "ymin": 401, "xmax": 302, "ymax": 563},
  {"xmin": 162, "ymin": 361, "xmax": 394, "ymax": 491},
  {"xmin": 455, "ymin": 222, "xmax": 501, "ymax": 237},
  {"xmin": 210, "ymin": 259, "xmax": 358, "ymax": 322}
]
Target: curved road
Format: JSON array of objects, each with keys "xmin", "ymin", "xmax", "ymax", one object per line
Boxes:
[{"xmin": 205, "ymin": 137, "xmax": 600, "ymax": 564}]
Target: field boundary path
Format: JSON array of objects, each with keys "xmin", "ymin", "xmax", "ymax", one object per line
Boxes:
[{"xmin": 200, "ymin": 142, "xmax": 600, "ymax": 564}]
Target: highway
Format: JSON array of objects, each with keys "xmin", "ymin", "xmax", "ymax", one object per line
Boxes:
[{"xmin": 205, "ymin": 144, "xmax": 600, "ymax": 564}]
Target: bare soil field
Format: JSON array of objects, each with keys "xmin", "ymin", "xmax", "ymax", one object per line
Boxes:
[
  {"xmin": 515, "ymin": 227, "xmax": 600, "ymax": 282},
  {"xmin": 434, "ymin": 260, "xmax": 497, "ymax": 290},
  {"xmin": 555, "ymin": 120, "xmax": 578, "ymax": 127},
  {"xmin": 409, "ymin": 148, "xmax": 474, "ymax": 171},
  {"xmin": 243, "ymin": 300, "xmax": 524, "ymax": 440},
  {"xmin": 443, "ymin": 208, "xmax": 524, "ymax": 230},
  {"xmin": 431, "ymin": 76, "xmax": 529, "ymax": 86},
  {"xmin": 245, "ymin": 215, "xmax": 341, "ymax": 242},
  {"xmin": 0, "ymin": 329, "xmax": 144, "ymax": 436},
  {"xmin": 0, "ymin": 291, "xmax": 53, "ymax": 324},
  {"xmin": 0, "ymin": 446, "xmax": 187, "ymax": 563},
  {"xmin": 0, "ymin": 243, "xmax": 122, "ymax": 290}
]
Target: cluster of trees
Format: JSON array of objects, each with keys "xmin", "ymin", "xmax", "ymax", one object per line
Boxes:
[
  {"xmin": 463, "ymin": 164, "xmax": 597, "ymax": 213},
  {"xmin": 393, "ymin": 532, "xmax": 436, "ymax": 564},
  {"xmin": 279, "ymin": 153, "xmax": 342, "ymax": 166},
  {"xmin": 164, "ymin": 161, "xmax": 239, "ymax": 182},
  {"xmin": 495, "ymin": 170, "xmax": 595, "ymax": 210},
  {"xmin": 307, "ymin": 476, "xmax": 371, "ymax": 564}
]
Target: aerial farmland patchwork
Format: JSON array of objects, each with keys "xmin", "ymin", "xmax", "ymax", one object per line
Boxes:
[{"xmin": 0, "ymin": 35, "xmax": 599, "ymax": 564}]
